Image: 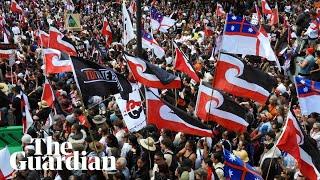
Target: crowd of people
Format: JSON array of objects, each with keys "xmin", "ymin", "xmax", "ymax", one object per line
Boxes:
[{"xmin": 0, "ymin": 0, "xmax": 320, "ymax": 179}]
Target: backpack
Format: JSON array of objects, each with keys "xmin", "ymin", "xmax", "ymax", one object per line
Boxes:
[{"xmin": 164, "ymin": 151, "xmax": 179, "ymax": 173}]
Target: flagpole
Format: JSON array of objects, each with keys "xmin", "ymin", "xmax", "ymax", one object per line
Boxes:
[
  {"xmin": 136, "ymin": 0, "xmax": 142, "ymax": 58},
  {"xmin": 172, "ymin": 39, "xmax": 178, "ymax": 106}
]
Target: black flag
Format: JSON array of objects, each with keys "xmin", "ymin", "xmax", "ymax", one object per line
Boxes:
[{"xmin": 71, "ymin": 57, "xmax": 132, "ymax": 102}]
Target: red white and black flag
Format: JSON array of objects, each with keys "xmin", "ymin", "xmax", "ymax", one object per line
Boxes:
[
  {"xmin": 101, "ymin": 17, "xmax": 113, "ymax": 48},
  {"xmin": 71, "ymin": 57, "xmax": 132, "ymax": 102},
  {"xmin": 173, "ymin": 42, "xmax": 200, "ymax": 83},
  {"xmin": 0, "ymin": 44, "xmax": 16, "ymax": 60},
  {"xmin": 37, "ymin": 30, "xmax": 49, "ymax": 48},
  {"xmin": 124, "ymin": 53, "xmax": 181, "ymax": 89},
  {"xmin": 195, "ymin": 82, "xmax": 248, "ymax": 132},
  {"xmin": 277, "ymin": 109, "xmax": 320, "ymax": 179},
  {"xmin": 10, "ymin": 0, "xmax": 23, "ymax": 14},
  {"xmin": 41, "ymin": 80, "xmax": 55, "ymax": 108},
  {"xmin": 49, "ymin": 27, "xmax": 77, "ymax": 56},
  {"xmin": 212, "ymin": 53, "xmax": 276, "ymax": 105},
  {"xmin": 43, "ymin": 48, "xmax": 72, "ymax": 75},
  {"xmin": 146, "ymin": 88, "xmax": 212, "ymax": 137}
]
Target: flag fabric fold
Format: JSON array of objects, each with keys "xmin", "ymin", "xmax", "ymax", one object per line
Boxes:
[
  {"xmin": 150, "ymin": 6, "xmax": 175, "ymax": 33},
  {"xmin": 216, "ymin": 3, "xmax": 226, "ymax": 17},
  {"xmin": 270, "ymin": 3, "xmax": 279, "ymax": 26},
  {"xmin": 294, "ymin": 76, "xmax": 320, "ymax": 115},
  {"xmin": 41, "ymin": 80, "xmax": 55, "ymax": 108},
  {"xmin": 142, "ymin": 30, "xmax": 165, "ymax": 58},
  {"xmin": 276, "ymin": 109, "xmax": 320, "ymax": 180},
  {"xmin": 10, "ymin": 0, "xmax": 23, "ymax": 14},
  {"xmin": 223, "ymin": 149, "xmax": 263, "ymax": 180},
  {"xmin": 122, "ymin": 2, "xmax": 135, "ymax": 45},
  {"xmin": 222, "ymin": 14, "xmax": 281, "ymax": 69},
  {"xmin": 261, "ymin": 0, "xmax": 272, "ymax": 15},
  {"xmin": 38, "ymin": 30, "xmax": 49, "ymax": 48},
  {"xmin": 173, "ymin": 42, "xmax": 199, "ymax": 82},
  {"xmin": 101, "ymin": 17, "xmax": 113, "ymax": 48},
  {"xmin": 43, "ymin": 48, "xmax": 73, "ymax": 75},
  {"xmin": 212, "ymin": 53, "xmax": 277, "ymax": 104},
  {"xmin": 146, "ymin": 88, "xmax": 212, "ymax": 137},
  {"xmin": 49, "ymin": 27, "xmax": 77, "ymax": 56},
  {"xmin": 0, "ymin": 147, "xmax": 14, "ymax": 180},
  {"xmin": 124, "ymin": 54, "xmax": 181, "ymax": 89},
  {"xmin": 115, "ymin": 89, "xmax": 146, "ymax": 132},
  {"xmin": 195, "ymin": 82, "xmax": 248, "ymax": 132},
  {"xmin": 71, "ymin": 56, "xmax": 132, "ymax": 101}
]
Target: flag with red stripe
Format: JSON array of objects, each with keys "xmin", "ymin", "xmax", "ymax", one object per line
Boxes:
[
  {"xmin": 146, "ymin": 88, "xmax": 212, "ymax": 137},
  {"xmin": 10, "ymin": 0, "xmax": 23, "ymax": 14},
  {"xmin": 101, "ymin": 17, "xmax": 113, "ymax": 48},
  {"xmin": 277, "ymin": 109, "xmax": 320, "ymax": 179},
  {"xmin": 41, "ymin": 80, "xmax": 55, "ymax": 108},
  {"xmin": 49, "ymin": 27, "xmax": 77, "ymax": 56},
  {"xmin": 173, "ymin": 42, "xmax": 199, "ymax": 83},
  {"xmin": 43, "ymin": 48, "xmax": 73, "ymax": 75},
  {"xmin": 195, "ymin": 82, "xmax": 248, "ymax": 132}
]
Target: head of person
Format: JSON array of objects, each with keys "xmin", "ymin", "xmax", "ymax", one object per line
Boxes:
[
  {"xmin": 202, "ymin": 157, "xmax": 212, "ymax": 169},
  {"xmin": 116, "ymin": 157, "xmax": 127, "ymax": 170},
  {"xmin": 185, "ymin": 140, "xmax": 197, "ymax": 152},
  {"xmin": 160, "ymin": 137, "xmax": 172, "ymax": 151},
  {"xmin": 312, "ymin": 123, "xmax": 320, "ymax": 133},
  {"xmin": 211, "ymin": 152, "xmax": 223, "ymax": 164},
  {"xmin": 154, "ymin": 151, "xmax": 166, "ymax": 165}
]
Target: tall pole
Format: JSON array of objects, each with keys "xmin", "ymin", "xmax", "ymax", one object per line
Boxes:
[{"xmin": 136, "ymin": 0, "xmax": 142, "ymax": 58}]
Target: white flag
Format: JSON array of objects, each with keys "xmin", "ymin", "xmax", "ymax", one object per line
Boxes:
[
  {"xmin": 0, "ymin": 147, "xmax": 14, "ymax": 179},
  {"xmin": 122, "ymin": 2, "xmax": 135, "ymax": 46},
  {"xmin": 115, "ymin": 89, "xmax": 146, "ymax": 132}
]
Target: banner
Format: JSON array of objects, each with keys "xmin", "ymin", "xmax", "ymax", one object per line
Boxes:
[
  {"xmin": 71, "ymin": 57, "xmax": 132, "ymax": 102},
  {"xmin": 64, "ymin": 13, "xmax": 81, "ymax": 31},
  {"xmin": 115, "ymin": 89, "xmax": 146, "ymax": 132}
]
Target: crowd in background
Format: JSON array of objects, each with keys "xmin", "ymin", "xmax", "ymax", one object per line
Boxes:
[{"xmin": 0, "ymin": 0, "xmax": 320, "ymax": 179}]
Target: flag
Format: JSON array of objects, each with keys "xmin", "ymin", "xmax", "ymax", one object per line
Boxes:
[
  {"xmin": 204, "ymin": 23, "xmax": 214, "ymax": 37},
  {"xmin": 173, "ymin": 42, "xmax": 199, "ymax": 82},
  {"xmin": 212, "ymin": 53, "xmax": 277, "ymax": 104},
  {"xmin": 150, "ymin": 6, "xmax": 176, "ymax": 33},
  {"xmin": 43, "ymin": 48, "xmax": 72, "ymax": 75},
  {"xmin": 223, "ymin": 149, "xmax": 263, "ymax": 180},
  {"xmin": 141, "ymin": 30, "xmax": 165, "ymax": 58},
  {"xmin": 276, "ymin": 109, "xmax": 320, "ymax": 179},
  {"xmin": 222, "ymin": 14, "xmax": 281, "ymax": 69},
  {"xmin": 101, "ymin": 17, "xmax": 113, "ymax": 48},
  {"xmin": 270, "ymin": 3, "xmax": 279, "ymax": 26},
  {"xmin": 115, "ymin": 89, "xmax": 146, "ymax": 132},
  {"xmin": 195, "ymin": 82, "xmax": 248, "ymax": 132},
  {"xmin": 261, "ymin": 0, "xmax": 272, "ymax": 15},
  {"xmin": 49, "ymin": 26, "xmax": 77, "ymax": 56},
  {"xmin": 124, "ymin": 53, "xmax": 181, "ymax": 89},
  {"xmin": 255, "ymin": 2, "xmax": 262, "ymax": 23},
  {"xmin": 38, "ymin": 30, "xmax": 49, "ymax": 48},
  {"xmin": 295, "ymin": 76, "xmax": 320, "ymax": 115},
  {"xmin": 42, "ymin": 80, "xmax": 55, "ymax": 108},
  {"xmin": 122, "ymin": 2, "xmax": 135, "ymax": 45},
  {"xmin": 0, "ymin": 44, "xmax": 15, "ymax": 60},
  {"xmin": 71, "ymin": 56, "xmax": 132, "ymax": 101},
  {"xmin": 128, "ymin": 0, "xmax": 137, "ymax": 15},
  {"xmin": 21, "ymin": 92, "xmax": 33, "ymax": 134},
  {"xmin": 216, "ymin": 3, "xmax": 226, "ymax": 17},
  {"xmin": 10, "ymin": 0, "xmax": 23, "ymax": 14},
  {"xmin": 0, "ymin": 147, "xmax": 14, "ymax": 179},
  {"xmin": 146, "ymin": 88, "xmax": 212, "ymax": 137}
]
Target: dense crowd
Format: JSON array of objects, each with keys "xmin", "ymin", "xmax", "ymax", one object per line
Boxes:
[{"xmin": 0, "ymin": 0, "xmax": 320, "ymax": 180}]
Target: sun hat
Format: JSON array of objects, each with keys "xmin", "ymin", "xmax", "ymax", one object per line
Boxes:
[
  {"xmin": 233, "ymin": 150, "xmax": 249, "ymax": 162},
  {"xmin": 89, "ymin": 141, "xmax": 105, "ymax": 153},
  {"xmin": 92, "ymin": 115, "xmax": 106, "ymax": 124},
  {"xmin": 38, "ymin": 100, "xmax": 49, "ymax": 108},
  {"xmin": 139, "ymin": 137, "xmax": 156, "ymax": 151}
]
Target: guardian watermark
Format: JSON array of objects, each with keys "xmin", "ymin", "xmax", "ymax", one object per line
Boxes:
[{"xmin": 9, "ymin": 136, "xmax": 116, "ymax": 171}]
